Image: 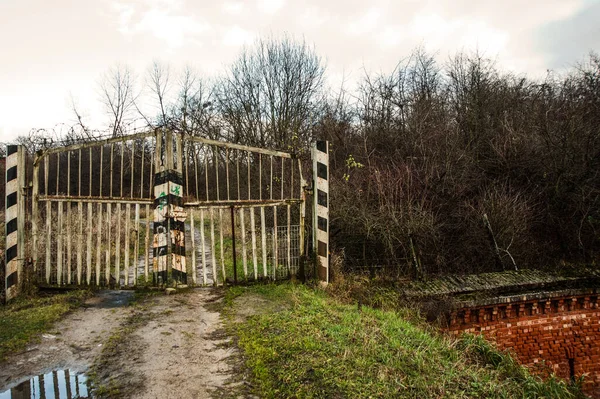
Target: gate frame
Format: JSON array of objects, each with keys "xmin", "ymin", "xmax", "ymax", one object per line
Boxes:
[{"xmin": 10, "ymin": 131, "xmax": 328, "ymax": 296}]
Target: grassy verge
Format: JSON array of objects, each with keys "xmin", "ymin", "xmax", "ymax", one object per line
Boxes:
[
  {"xmin": 225, "ymin": 283, "xmax": 584, "ymax": 399},
  {"xmin": 0, "ymin": 290, "xmax": 91, "ymax": 361}
]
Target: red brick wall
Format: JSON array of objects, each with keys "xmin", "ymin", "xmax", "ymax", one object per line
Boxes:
[{"xmin": 447, "ymin": 294, "xmax": 600, "ymax": 396}]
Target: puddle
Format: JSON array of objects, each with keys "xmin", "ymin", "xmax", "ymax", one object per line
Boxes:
[{"xmin": 0, "ymin": 369, "xmax": 90, "ymax": 399}]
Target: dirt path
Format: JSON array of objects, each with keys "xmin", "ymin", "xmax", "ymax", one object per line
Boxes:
[
  {"xmin": 0, "ymin": 289, "xmax": 246, "ymax": 399},
  {"xmin": 91, "ymin": 288, "xmax": 243, "ymax": 399},
  {"xmin": 0, "ymin": 290, "xmax": 134, "ymax": 392}
]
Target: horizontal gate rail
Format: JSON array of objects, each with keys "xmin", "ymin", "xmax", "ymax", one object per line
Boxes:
[{"xmin": 41, "ymin": 131, "xmax": 156, "ymax": 155}]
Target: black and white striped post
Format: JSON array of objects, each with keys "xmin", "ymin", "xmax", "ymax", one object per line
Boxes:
[
  {"xmin": 312, "ymin": 141, "xmax": 329, "ymax": 283},
  {"xmin": 5, "ymin": 145, "xmax": 25, "ymax": 301},
  {"xmin": 152, "ymin": 131, "xmax": 187, "ymax": 286}
]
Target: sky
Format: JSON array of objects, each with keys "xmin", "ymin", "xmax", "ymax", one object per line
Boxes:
[{"xmin": 0, "ymin": 0, "xmax": 599, "ymax": 143}]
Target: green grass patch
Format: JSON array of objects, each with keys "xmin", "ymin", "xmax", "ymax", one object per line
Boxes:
[
  {"xmin": 0, "ymin": 290, "xmax": 91, "ymax": 360},
  {"xmin": 226, "ymin": 284, "xmax": 584, "ymax": 398}
]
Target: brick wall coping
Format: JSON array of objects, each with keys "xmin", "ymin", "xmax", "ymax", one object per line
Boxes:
[
  {"xmin": 400, "ymin": 268, "xmax": 600, "ymax": 301},
  {"xmin": 454, "ymin": 287, "xmax": 599, "ymax": 308}
]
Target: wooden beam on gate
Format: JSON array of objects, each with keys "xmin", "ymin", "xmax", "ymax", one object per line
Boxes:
[
  {"xmin": 185, "ymin": 135, "xmax": 293, "ymax": 159},
  {"xmin": 183, "ymin": 199, "xmax": 302, "ymax": 208}
]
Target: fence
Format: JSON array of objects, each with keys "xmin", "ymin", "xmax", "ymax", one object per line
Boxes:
[{"xmin": 3, "ymin": 132, "xmax": 329, "ymax": 299}]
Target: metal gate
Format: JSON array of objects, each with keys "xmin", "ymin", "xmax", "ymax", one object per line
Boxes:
[{"xmin": 3, "ymin": 131, "xmax": 329, "ymax": 299}]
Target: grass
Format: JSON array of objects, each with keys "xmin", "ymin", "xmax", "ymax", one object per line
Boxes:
[
  {"xmin": 0, "ymin": 290, "xmax": 91, "ymax": 360},
  {"xmin": 225, "ymin": 283, "xmax": 584, "ymax": 399}
]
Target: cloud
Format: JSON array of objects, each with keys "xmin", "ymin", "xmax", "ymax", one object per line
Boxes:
[
  {"xmin": 535, "ymin": 0, "xmax": 600, "ymax": 70},
  {"xmin": 257, "ymin": 0, "xmax": 285, "ymax": 15},
  {"xmin": 111, "ymin": 0, "xmax": 210, "ymax": 48},
  {"xmin": 222, "ymin": 2, "xmax": 244, "ymax": 15},
  {"xmin": 222, "ymin": 26, "xmax": 255, "ymax": 47}
]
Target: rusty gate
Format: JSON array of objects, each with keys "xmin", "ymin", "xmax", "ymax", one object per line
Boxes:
[{"xmin": 3, "ymin": 131, "xmax": 329, "ymax": 298}]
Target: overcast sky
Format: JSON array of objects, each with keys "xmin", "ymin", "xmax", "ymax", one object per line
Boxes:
[{"xmin": 0, "ymin": 0, "xmax": 599, "ymax": 143}]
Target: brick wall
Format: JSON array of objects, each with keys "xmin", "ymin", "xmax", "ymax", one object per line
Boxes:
[{"xmin": 447, "ymin": 294, "xmax": 600, "ymax": 396}]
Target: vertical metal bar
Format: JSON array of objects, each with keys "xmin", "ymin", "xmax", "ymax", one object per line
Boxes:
[
  {"xmin": 236, "ymin": 151, "xmax": 240, "ymax": 200},
  {"xmin": 78, "ymin": 148, "xmax": 82, "ymax": 197},
  {"xmin": 44, "ymin": 154, "xmax": 49, "ymax": 196},
  {"xmin": 120, "ymin": 141, "xmax": 125, "ymax": 197},
  {"xmin": 88, "ymin": 147, "xmax": 92, "ymax": 196},
  {"xmin": 77, "ymin": 202, "xmax": 83, "ymax": 284},
  {"xmin": 66, "ymin": 153, "xmax": 72, "ymax": 283},
  {"xmin": 287, "ymin": 204, "xmax": 291, "ymax": 271},
  {"xmin": 219, "ymin": 208, "xmax": 225, "ymax": 282},
  {"xmin": 110, "ymin": 143, "xmax": 114, "ymax": 197},
  {"xmin": 190, "ymin": 209, "xmax": 197, "ymax": 285},
  {"xmin": 130, "ymin": 141, "xmax": 135, "ymax": 196},
  {"xmin": 115, "ymin": 203, "xmax": 121, "ymax": 287},
  {"xmin": 194, "ymin": 145, "xmax": 199, "ymax": 200},
  {"xmin": 204, "ymin": 147, "xmax": 209, "ymax": 201},
  {"xmin": 86, "ymin": 203, "xmax": 92, "ymax": 285},
  {"xmin": 56, "ymin": 153, "xmax": 60, "ymax": 195},
  {"xmin": 259, "ymin": 154, "xmax": 262, "ymax": 200},
  {"xmin": 106, "ymin": 203, "xmax": 111, "ymax": 285},
  {"xmin": 250, "ymin": 207, "xmax": 258, "ymax": 279},
  {"xmin": 184, "ymin": 141, "xmax": 189, "ymax": 197},
  {"xmin": 299, "ymin": 159, "xmax": 306, "ymax": 266},
  {"xmin": 67, "ymin": 151, "xmax": 70, "ymax": 195},
  {"xmin": 99, "ymin": 145, "xmax": 103, "ymax": 197},
  {"xmin": 240, "ymin": 207, "xmax": 247, "ymax": 279},
  {"xmin": 125, "ymin": 203, "xmax": 131, "ymax": 286},
  {"xmin": 230, "ymin": 206, "xmax": 237, "ymax": 284},
  {"xmin": 95, "ymin": 203, "xmax": 102, "ymax": 286},
  {"xmin": 290, "ymin": 157, "xmax": 294, "ymax": 198},
  {"xmin": 215, "ymin": 147, "xmax": 219, "ymax": 201},
  {"xmin": 32, "ymin": 159, "xmax": 40, "ymax": 270},
  {"xmin": 140, "ymin": 143, "xmax": 145, "ymax": 198},
  {"xmin": 134, "ymin": 204, "xmax": 140, "ymax": 286},
  {"xmin": 45, "ymin": 201, "xmax": 51, "ymax": 284},
  {"xmin": 210, "ymin": 208, "xmax": 217, "ymax": 286},
  {"xmin": 149, "ymin": 140, "xmax": 155, "ymax": 198},
  {"xmin": 145, "ymin": 204, "xmax": 151, "ymax": 282},
  {"xmin": 57, "ymin": 201, "xmax": 63, "ymax": 285},
  {"xmin": 225, "ymin": 148, "xmax": 230, "ymax": 200},
  {"xmin": 247, "ymin": 152, "xmax": 251, "ymax": 200},
  {"xmin": 261, "ymin": 207, "xmax": 267, "ymax": 278},
  {"xmin": 281, "ymin": 157, "xmax": 284, "ymax": 199},
  {"xmin": 270, "ymin": 156, "xmax": 273, "ymax": 200},
  {"xmin": 200, "ymin": 209, "xmax": 206, "ymax": 285}
]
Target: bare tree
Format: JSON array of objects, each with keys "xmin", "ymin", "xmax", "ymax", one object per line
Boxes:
[
  {"xmin": 146, "ymin": 61, "xmax": 171, "ymax": 128},
  {"xmin": 217, "ymin": 35, "xmax": 326, "ymax": 151},
  {"xmin": 99, "ymin": 64, "xmax": 137, "ymax": 137}
]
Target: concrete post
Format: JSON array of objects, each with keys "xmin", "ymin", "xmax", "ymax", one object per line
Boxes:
[
  {"xmin": 5, "ymin": 145, "xmax": 25, "ymax": 301},
  {"xmin": 312, "ymin": 140, "xmax": 329, "ymax": 283},
  {"xmin": 152, "ymin": 132, "xmax": 187, "ymax": 286}
]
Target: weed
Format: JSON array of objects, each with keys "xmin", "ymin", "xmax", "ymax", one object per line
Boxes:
[
  {"xmin": 225, "ymin": 283, "xmax": 585, "ymax": 398},
  {"xmin": 0, "ymin": 290, "xmax": 91, "ymax": 361}
]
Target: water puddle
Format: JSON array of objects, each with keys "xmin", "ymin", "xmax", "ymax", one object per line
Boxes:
[{"xmin": 0, "ymin": 369, "xmax": 90, "ymax": 399}]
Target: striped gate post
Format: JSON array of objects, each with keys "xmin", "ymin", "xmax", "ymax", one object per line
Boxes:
[
  {"xmin": 312, "ymin": 141, "xmax": 329, "ymax": 283},
  {"xmin": 5, "ymin": 145, "xmax": 25, "ymax": 301},
  {"xmin": 152, "ymin": 132, "xmax": 187, "ymax": 286}
]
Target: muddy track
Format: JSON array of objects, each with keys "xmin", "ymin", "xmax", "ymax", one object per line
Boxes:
[
  {"xmin": 0, "ymin": 289, "xmax": 249, "ymax": 399},
  {"xmin": 0, "ymin": 290, "xmax": 134, "ymax": 392}
]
